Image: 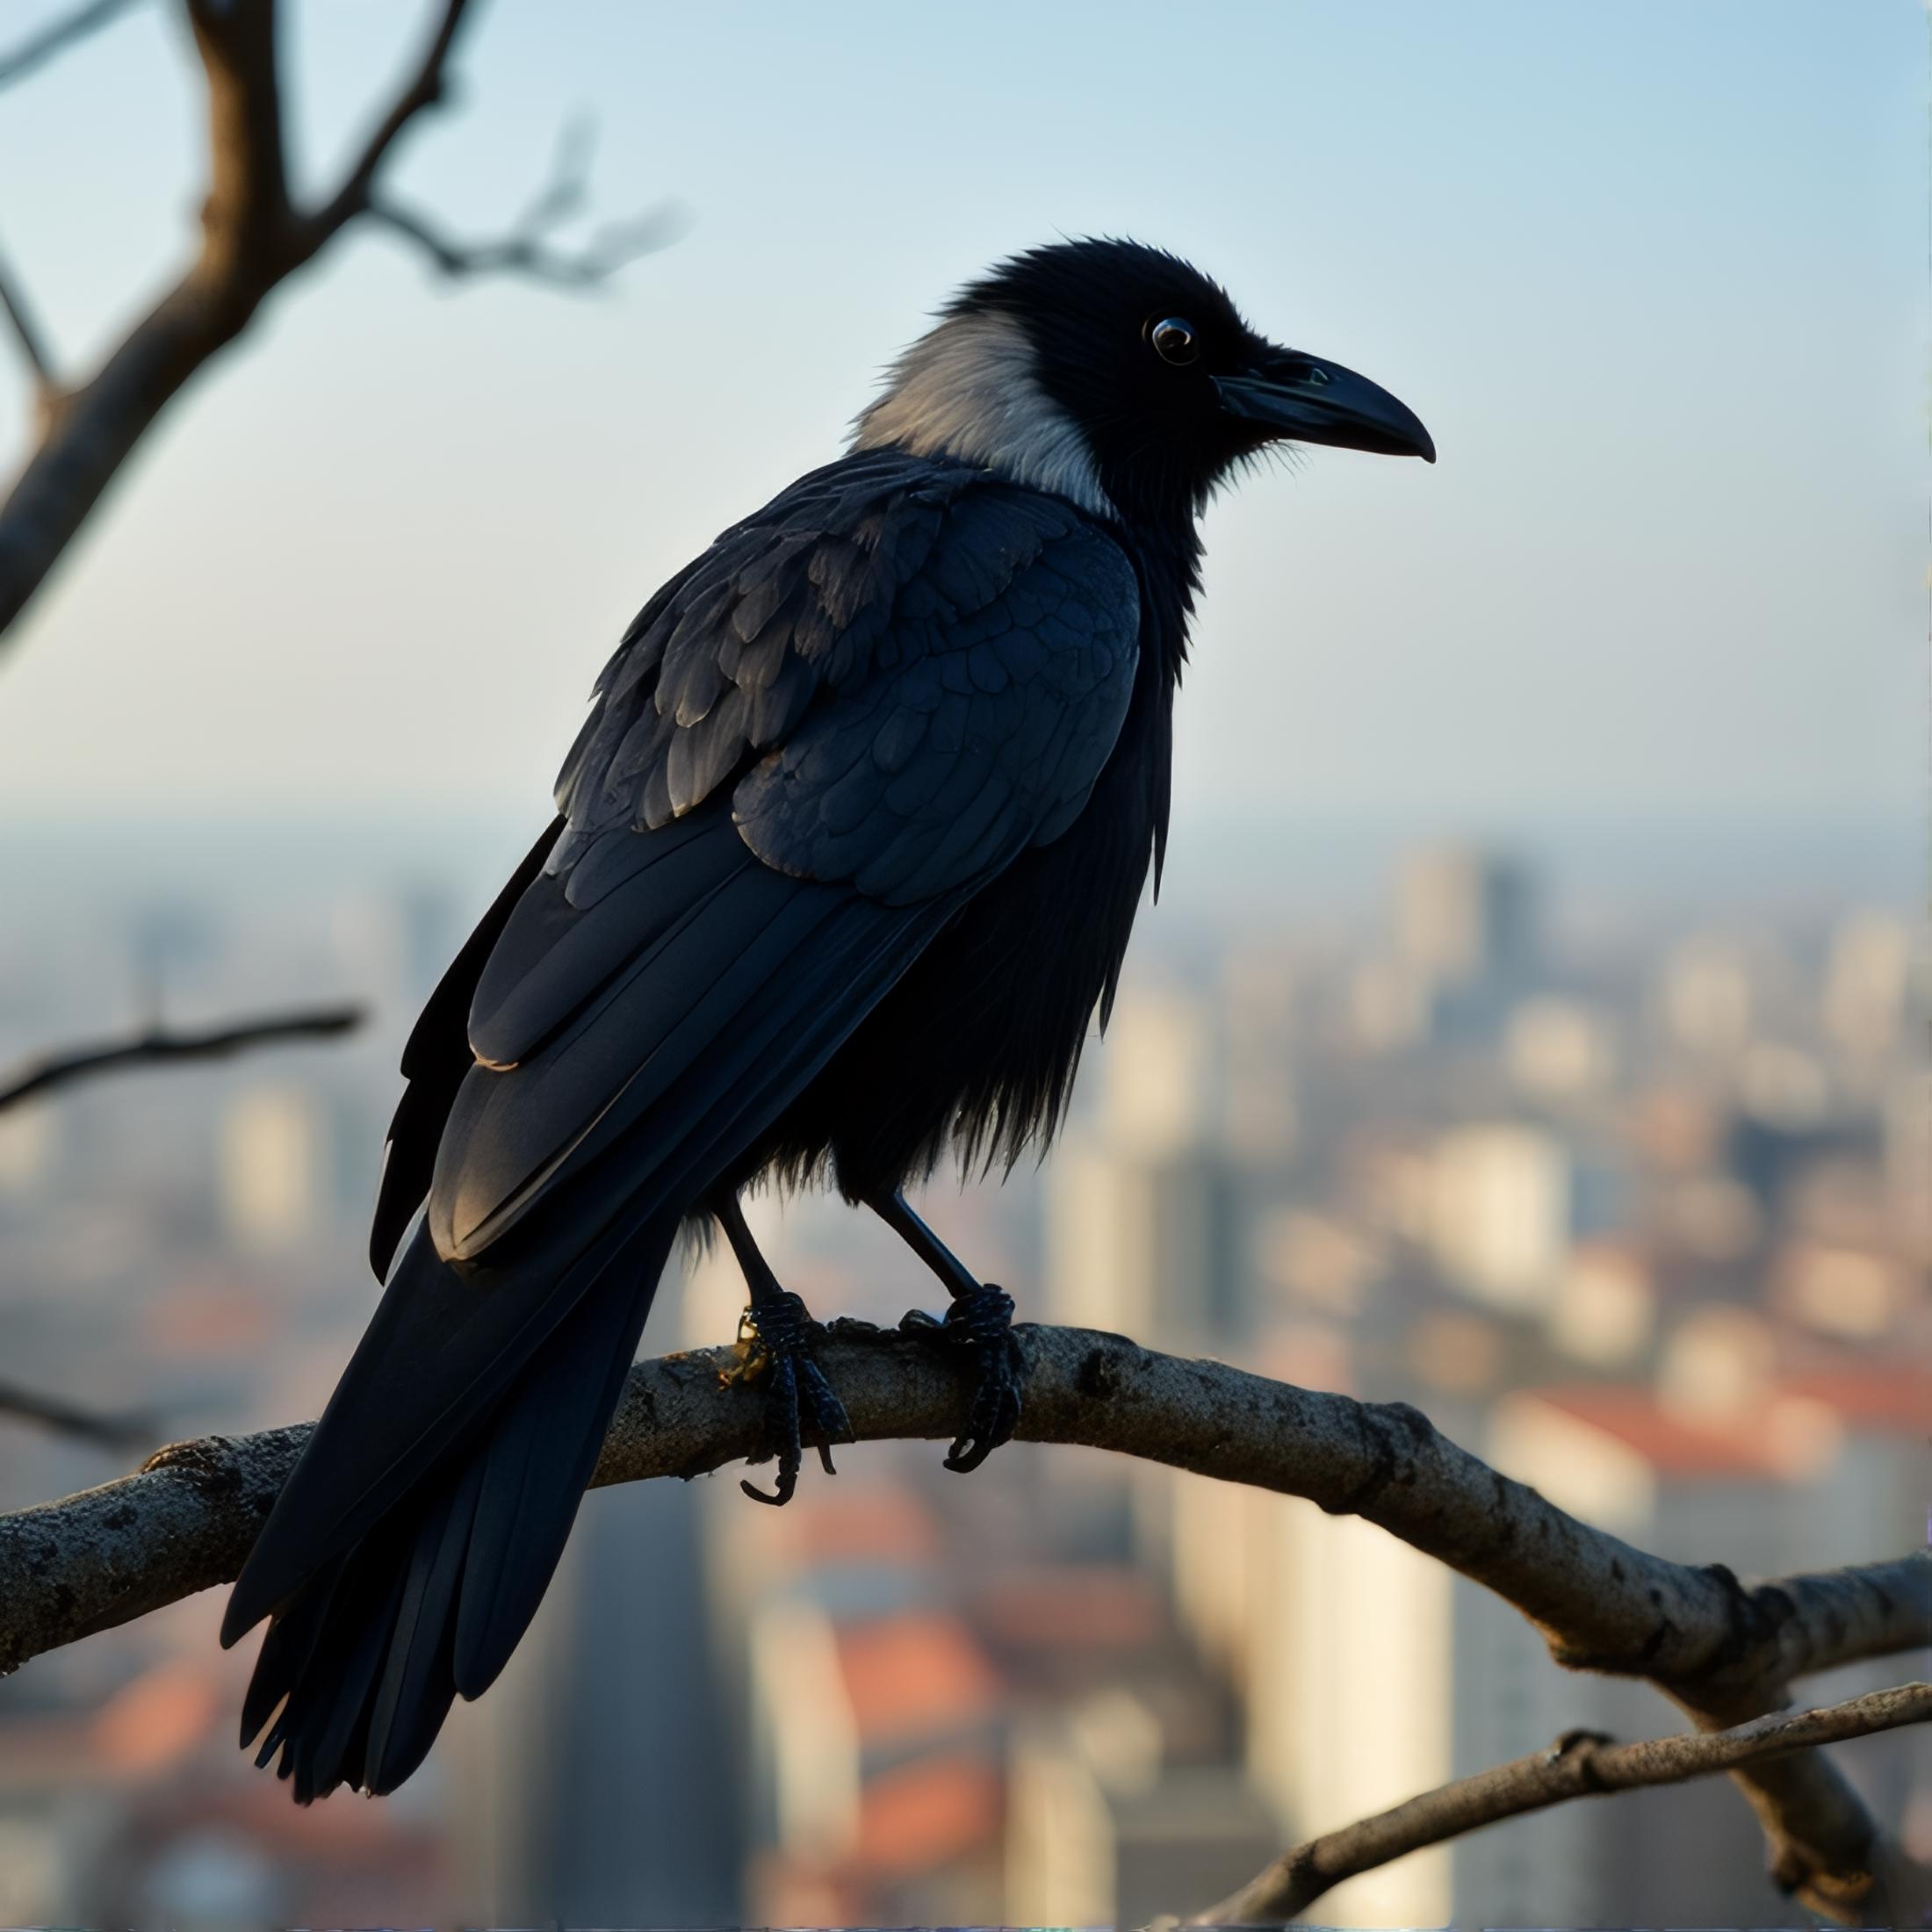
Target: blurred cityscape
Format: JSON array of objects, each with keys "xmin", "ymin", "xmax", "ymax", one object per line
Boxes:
[{"xmin": 0, "ymin": 819, "xmax": 1925, "ymax": 1926}]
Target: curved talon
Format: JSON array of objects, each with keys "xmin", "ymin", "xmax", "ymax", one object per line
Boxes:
[
  {"xmin": 727, "ymin": 1291, "xmax": 854, "ymax": 1507},
  {"xmin": 902, "ymin": 1285, "xmax": 1024, "ymax": 1474}
]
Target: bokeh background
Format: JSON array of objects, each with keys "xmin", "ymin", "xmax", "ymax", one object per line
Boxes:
[{"xmin": 0, "ymin": 1, "xmax": 1923, "ymax": 1924}]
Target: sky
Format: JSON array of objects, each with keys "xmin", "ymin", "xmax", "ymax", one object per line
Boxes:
[{"xmin": 0, "ymin": 0, "xmax": 1921, "ymax": 883}]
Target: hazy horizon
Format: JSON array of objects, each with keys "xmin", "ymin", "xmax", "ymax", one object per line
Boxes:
[{"xmin": 0, "ymin": 797, "xmax": 1913, "ymax": 941}]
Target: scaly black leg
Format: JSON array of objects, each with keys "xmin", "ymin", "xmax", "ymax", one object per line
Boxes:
[
  {"xmin": 867, "ymin": 1189, "xmax": 1023, "ymax": 1474},
  {"xmin": 714, "ymin": 1196, "xmax": 854, "ymax": 1506}
]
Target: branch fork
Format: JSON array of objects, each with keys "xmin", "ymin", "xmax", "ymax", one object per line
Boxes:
[{"xmin": 0, "ymin": 0, "xmax": 679, "ymax": 645}]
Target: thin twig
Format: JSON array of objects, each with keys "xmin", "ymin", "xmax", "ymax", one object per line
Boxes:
[
  {"xmin": 0, "ymin": 1380, "xmax": 155, "ymax": 1451},
  {"xmin": 364, "ymin": 119, "xmax": 688, "ymax": 292},
  {"xmin": 367, "ymin": 194, "xmax": 688, "ymax": 290},
  {"xmin": 0, "ymin": 234, "xmax": 56, "ymax": 395},
  {"xmin": 1188, "ymin": 1683, "xmax": 1932, "ymax": 1925},
  {"xmin": 0, "ymin": 0, "xmax": 143, "ymax": 92},
  {"xmin": 303, "ymin": 0, "xmax": 478, "ymax": 242},
  {"xmin": 0, "ymin": 1005, "xmax": 364, "ymax": 1114}
]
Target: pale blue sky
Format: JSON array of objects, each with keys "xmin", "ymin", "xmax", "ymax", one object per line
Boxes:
[{"xmin": 0, "ymin": 0, "xmax": 1921, "ymax": 854}]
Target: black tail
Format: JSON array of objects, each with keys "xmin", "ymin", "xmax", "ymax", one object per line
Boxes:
[
  {"xmin": 230, "ymin": 1215, "xmax": 677, "ymax": 1801},
  {"xmin": 226, "ymin": 804, "xmax": 964, "ymax": 1800}
]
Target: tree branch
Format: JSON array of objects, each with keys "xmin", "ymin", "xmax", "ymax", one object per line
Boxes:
[
  {"xmin": 0, "ymin": 232, "xmax": 57, "ymax": 402},
  {"xmin": 182, "ymin": 0, "xmax": 292, "ymax": 277},
  {"xmin": 0, "ymin": 1322, "xmax": 1922, "ymax": 1915},
  {"xmin": 0, "ymin": 1004, "xmax": 364, "ymax": 1114},
  {"xmin": 365, "ymin": 119, "xmax": 688, "ymax": 290},
  {"xmin": 0, "ymin": 1378, "xmax": 156, "ymax": 1450},
  {"xmin": 299, "ymin": 0, "xmax": 475, "ymax": 247},
  {"xmin": 0, "ymin": 0, "xmax": 672, "ymax": 647},
  {"xmin": 0, "ymin": 0, "xmax": 145, "ymax": 92},
  {"xmin": 1190, "ymin": 1683, "xmax": 1932, "ymax": 1926}
]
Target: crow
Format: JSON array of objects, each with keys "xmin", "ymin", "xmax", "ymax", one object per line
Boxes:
[{"xmin": 221, "ymin": 238, "xmax": 1432, "ymax": 1800}]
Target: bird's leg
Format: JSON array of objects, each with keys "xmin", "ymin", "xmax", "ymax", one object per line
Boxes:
[
  {"xmin": 867, "ymin": 1189, "xmax": 1023, "ymax": 1474},
  {"xmin": 714, "ymin": 1196, "xmax": 853, "ymax": 1506}
]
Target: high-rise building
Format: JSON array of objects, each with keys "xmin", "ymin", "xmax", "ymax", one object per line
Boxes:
[
  {"xmin": 1395, "ymin": 847, "xmax": 1538, "ymax": 990},
  {"xmin": 1243, "ymin": 1493, "xmax": 1456, "ymax": 1926},
  {"xmin": 1662, "ymin": 938, "xmax": 1756, "ymax": 1057},
  {"xmin": 218, "ymin": 1085, "xmax": 330, "ymax": 1251},
  {"xmin": 1005, "ymin": 1691, "xmax": 1278, "ymax": 1927},
  {"xmin": 1100, "ymin": 986, "xmax": 1218, "ymax": 1158},
  {"xmin": 1044, "ymin": 988, "xmax": 1243, "ymax": 1351},
  {"xmin": 1506, "ymin": 994, "xmax": 1617, "ymax": 1099},
  {"xmin": 1460, "ymin": 1380, "xmax": 1852, "ymax": 1925},
  {"xmin": 1045, "ymin": 1134, "xmax": 1239, "ymax": 1351},
  {"xmin": 443, "ymin": 1450, "xmax": 743, "ymax": 1924},
  {"xmin": 443, "ymin": 1242, "xmax": 744, "ymax": 1926},
  {"xmin": 1821, "ymin": 912, "xmax": 1914, "ymax": 1064},
  {"xmin": 1426, "ymin": 1122, "xmax": 1572, "ymax": 1311}
]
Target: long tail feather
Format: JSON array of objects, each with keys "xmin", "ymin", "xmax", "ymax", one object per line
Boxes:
[{"xmin": 237, "ymin": 1215, "xmax": 676, "ymax": 1801}]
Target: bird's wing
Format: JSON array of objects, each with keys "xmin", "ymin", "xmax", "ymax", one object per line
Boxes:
[
  {"xmin": 551, "ymin": 447, "xmax": 981, "ymax": 851},
  {"xmin": 232, "ymin": 459, "xmax": 1138, "ymax": 1640},
  {"xmin": 365, "ymin": 450, "xmax": 958, "ymax": 1273},
  {"xmin": 418, "ymin": 454, "xmax": 1141, "ymax": 1262},
  {"xmin": 730, "ymin": 503, "xmax": 1137, "ymax": 905},
  {"xmin": 551, "ymin": 448, "xmax": 1135, "ymax": 885},
  {"xmin": 369, "ymin": 818, "xmax": 563, "ymax": 1277}
]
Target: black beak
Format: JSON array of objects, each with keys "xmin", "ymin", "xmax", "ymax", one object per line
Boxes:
[{"xmin": 1215, "ymin": 348, "xmax": 1435, "ymax": 463}]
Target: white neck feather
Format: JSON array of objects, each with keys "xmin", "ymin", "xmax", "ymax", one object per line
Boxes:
[{"xmin": 851, "ymin": 311, "xmax": 1115, "ymax": 521}]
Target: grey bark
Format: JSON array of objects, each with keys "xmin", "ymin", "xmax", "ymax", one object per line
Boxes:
[{"xmin": 1192, "ymin": 1682, "xmax": 1932, "ymax": 1925}]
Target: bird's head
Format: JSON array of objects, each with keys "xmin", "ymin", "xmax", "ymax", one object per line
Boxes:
[{"xmin": 854, "ymin": 237, "xmax": 1433, "ymax": 529}]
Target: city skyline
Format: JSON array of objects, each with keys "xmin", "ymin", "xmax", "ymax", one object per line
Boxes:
[{"xmin": 1, "ymin": 826, "xmax": 1920, "ymax": 1922}]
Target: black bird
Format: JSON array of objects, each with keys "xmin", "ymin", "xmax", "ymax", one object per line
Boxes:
[{"xmin": 222, "ymin": 238, "xmax": 1432, "ymax": 1800}]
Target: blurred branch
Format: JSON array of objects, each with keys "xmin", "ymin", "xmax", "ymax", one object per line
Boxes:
[
  {"xmin": 0, "ymin": 234, "xmax": 57, "ymax": 404},
  {"xmin": 367, "ymin": 119, "xmax": 688, "ymax": 290},
  {"xmin": 367, "ymin": 194, "xmax": 687, "ymax": 288},
  {"xmin": 0, "ymin": 1004, "xmax": 364, "ymax": 1114},
  {"xmin": 1188, "ymin": 1683, "xmax": 1932, "ymax": 1927},
  {"xmin": 299, "ymin": 0, "xmax": 476, "ymax": 243},
  {"xmin": 0, "ymin": 0, "xmax": 144, "ymax": 92},
  {"xmin": 0, "ymin": 1322, "xmax": 1924, "ymax": 1916},
  {"xmin": 0, "ymin": 1378, "xmax": 155, "ymax": 1450},
  {"xmin": 0, "ymin": 0, "xmax": 677, "ymax": 647}
]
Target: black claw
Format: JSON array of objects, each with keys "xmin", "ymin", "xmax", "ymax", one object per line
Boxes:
[
  {"xmin": 721, "ymin": 1289, "xmax": 854, "ymax": 1507},
  {"xmin": 901, "ymin": 1284, "xmax": 1023, "ymax": 1474}
]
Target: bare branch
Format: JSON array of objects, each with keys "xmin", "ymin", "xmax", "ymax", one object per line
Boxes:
[
  {"xmin": 0, "ymin": 1322, "xmax": 1922, "ymax": 1915},
  {"xmin": 0, "ymin": 0, "xmax": 314, "ymax": 644},
  {"xmin": 1191, "ymin": 1683, "xmax": 1932, "ymax": 1926},
  {"xmin": 362, "ymin": 112, "xmax": 689, "ymax": 289},
  {"xmin": 301, "ymin": 0, "xmax": 477, "ymax": 245},
  {"xmin": 0, "ymin": 1378, "xmax": 156, "ymax": 1450},
  {"xmin": 0, "ymin": 1004, "xmax": 364, "ymax": 1114},
  {"xmin": 182, "ymin": 0, "xmax": 292, "ymax": 272},
  {"xmin": 0, "ymin": 0, "xmax": 144, "ymax": 92},
  {"xmin": 366, "ymin": 191, "xmax": 689, "ymax": 290},
  {"xmin": 0, "ymin": 0, "xmax": 677, "ymax": 648},
  {"xmin": 364, "ymin": 119, "xmax": 690, "ymax": 290},
  {"xmin": 0, "ymin": 233, "xmax": 57, "ymax": 400}
]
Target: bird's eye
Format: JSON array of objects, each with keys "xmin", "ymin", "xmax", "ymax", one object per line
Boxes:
[{"xmin": 1147, "ymin": 316, "xmax": 1199, "ymax": 366}]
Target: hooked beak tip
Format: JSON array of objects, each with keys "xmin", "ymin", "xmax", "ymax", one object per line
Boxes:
[{"xmin": 1218, "ymin": 351, "xmax": 1435, "ymax": 465}]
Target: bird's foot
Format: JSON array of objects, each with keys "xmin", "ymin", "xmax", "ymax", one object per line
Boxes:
[
  {"xmin": 900, "ymin": 1284, "xmax": 1023, "ymax": 1473},
  {"xmin": 719, "ymin": 1290, "xmax": 853, "ymax": 1506}
]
